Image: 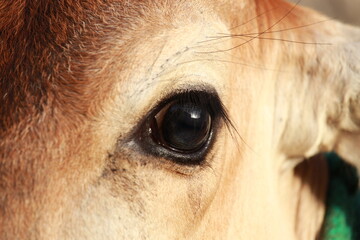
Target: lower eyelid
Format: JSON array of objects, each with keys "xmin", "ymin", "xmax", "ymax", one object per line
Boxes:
[{"xmin": 113, "ymin": 120, "xmax": 223, "ymax": 176}]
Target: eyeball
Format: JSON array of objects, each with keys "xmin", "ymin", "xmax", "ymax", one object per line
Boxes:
[{"xmin": 150, "ymin": 101, "xmax": 212, "ymax": 153}]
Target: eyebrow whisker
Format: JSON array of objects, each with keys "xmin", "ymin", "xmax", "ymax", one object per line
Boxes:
[
  {"xmin": 196, "ymin": 0, "xmax": 304, "ymax": 54},
  {"xmin": 221, "ymin": 35, "xmax": 331, "ymax": 45},
  {"xmin": 175, "ymin": 58, "xmax": 285, "ymax": 72},
  {"xmin": 214, "ymin": 19, "xmax": 331, "ymax": 39}
]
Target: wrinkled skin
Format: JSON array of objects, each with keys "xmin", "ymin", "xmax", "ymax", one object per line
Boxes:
[{"xmin": 0, "ymin": 0, "xmax": 360, "ymax": 239}]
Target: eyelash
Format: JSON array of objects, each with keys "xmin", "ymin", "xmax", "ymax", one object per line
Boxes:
[{"xmin": 134, "ymin": 89, "xmax": 232, "ymax": 165}]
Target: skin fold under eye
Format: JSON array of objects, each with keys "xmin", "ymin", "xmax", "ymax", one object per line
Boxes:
[{"xmin": 135, "ymin": 89, "xmax": 231, "ymax": 165}]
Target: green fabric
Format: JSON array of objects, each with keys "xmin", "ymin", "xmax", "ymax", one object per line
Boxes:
[{"xmin": 323, "ymin": 153, "xmax": 360, "ymax": 240}]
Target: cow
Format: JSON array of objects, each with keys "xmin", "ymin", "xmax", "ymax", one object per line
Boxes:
[{"xmin": 0, "ymin": 0, "xmax": 359, "ymax": 239}]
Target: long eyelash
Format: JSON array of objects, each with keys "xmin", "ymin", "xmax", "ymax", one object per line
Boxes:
[
  {"xmin": 178, "ymin": 90, "xmax": 241, "ymax": 145},
  {"xmin": 175, "ymin": 90, "xmax": 231, "ymax": 126}
]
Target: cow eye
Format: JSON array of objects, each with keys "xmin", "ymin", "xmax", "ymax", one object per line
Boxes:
[
  {"xmin": 150, "ymin": 100, "xmax": 212, "ymax": 153},
  {"xmin": 136, "ymin": 89, "xmax": 229, "ymax": 165}
]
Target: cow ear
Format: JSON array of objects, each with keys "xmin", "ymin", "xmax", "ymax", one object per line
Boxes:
[
  {"xmin": 333, "ymin": 42, "xmax": 360, "ymax": 170},
  {"xmin": 323, "ymin": 25, "xmax": 360, "ymax": 170},
  {"xmin": 277, "ymin": 22, "xmax": 360, "ymax": 171}
]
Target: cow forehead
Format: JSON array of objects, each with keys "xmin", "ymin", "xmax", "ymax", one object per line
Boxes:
[{"xmin": 0, "ymin": 0, "xmax": 225, "ymax": 132}]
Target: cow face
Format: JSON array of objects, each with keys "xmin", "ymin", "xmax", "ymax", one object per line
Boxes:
[{"xmin": 0, "ymin": 0, "xmax": 359, "ymax": 239}]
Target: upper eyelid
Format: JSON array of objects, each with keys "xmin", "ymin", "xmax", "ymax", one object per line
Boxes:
[{"xmin": 121, "ymin": 84, "xmax": 218, "ymax": 138}]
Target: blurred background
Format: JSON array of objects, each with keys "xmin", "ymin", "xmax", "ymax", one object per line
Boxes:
[{"xmin": 288, "ymin": 0, "xmax": 360, "ymax": 26}]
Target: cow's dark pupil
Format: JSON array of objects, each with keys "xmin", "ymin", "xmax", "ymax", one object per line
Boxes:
[{"xmin": 160, "ymin": 102, "xmax": 211, "ymax": 152}]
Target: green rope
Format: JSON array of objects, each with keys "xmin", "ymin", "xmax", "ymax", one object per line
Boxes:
[{"xmin": 322, "ymin": 153, "xmax": 360, "ymax": 240}]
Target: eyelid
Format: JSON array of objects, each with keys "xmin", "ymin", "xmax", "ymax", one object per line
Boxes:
[{"xmin": 144, "ymin": 86, "xmax": 231, "ymax": 130}]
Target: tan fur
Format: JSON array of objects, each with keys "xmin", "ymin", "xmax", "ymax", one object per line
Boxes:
[{"xmin": 0, "ymin": 0, "xmax": 359, "ymax": 239}]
